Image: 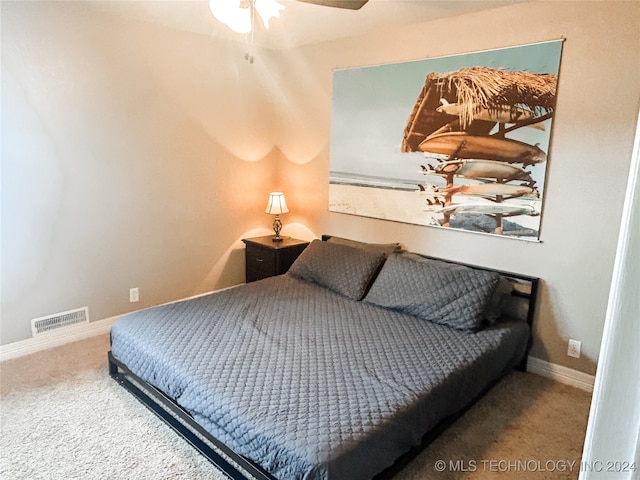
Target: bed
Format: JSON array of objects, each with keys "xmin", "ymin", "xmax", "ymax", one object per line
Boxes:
[{"xmin": 108, "ymin": 235, "xmax": 538, "ymax": 479}]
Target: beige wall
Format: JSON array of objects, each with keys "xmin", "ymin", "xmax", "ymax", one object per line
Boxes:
[
  {"xmin": 270, "ymin": 1, "xmax": 640, "ymax": 375},
  {"xmin": 2, "ymin": 1, "xmax": 639, "ymax": 377},
  {"xmin": 1, "ymin": 1, "xmax": 282, "ymax": 344}
]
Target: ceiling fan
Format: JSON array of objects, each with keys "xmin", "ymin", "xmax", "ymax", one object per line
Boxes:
[
  {"xmin": 296, "ymin": 0, "xmax": 368, "ymax": 10},
  {"xmin": 210, "ymin": 0, "xmax": 369, "ymax": 62},
  {"xmin": 210, "ymin": 0, "xmax": 369, "ymax": 36}
]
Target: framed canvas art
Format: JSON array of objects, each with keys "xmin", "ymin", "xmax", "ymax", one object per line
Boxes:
[{"xmin": 329, "ymin": 40, "xmax": 563, "ymax": 241}]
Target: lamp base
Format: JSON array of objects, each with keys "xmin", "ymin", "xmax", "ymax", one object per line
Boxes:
[{"xmin": 272, "ymin": 215, "xmax": 286, "ymax": 242}]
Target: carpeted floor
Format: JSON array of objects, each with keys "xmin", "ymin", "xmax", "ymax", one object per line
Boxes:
[{"xmin": 0, "ymin": 334, "xmax": 592, "ymax": 479}]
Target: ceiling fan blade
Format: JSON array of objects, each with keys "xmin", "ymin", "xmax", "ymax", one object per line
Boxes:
[{"xmin": 296, "ymin": 0, "xmax": 369, "ymax": 10}]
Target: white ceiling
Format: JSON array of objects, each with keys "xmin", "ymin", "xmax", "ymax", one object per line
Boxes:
[{"xmin": 93, "ymin": 0, "xmax": 526, "ymax": 49}]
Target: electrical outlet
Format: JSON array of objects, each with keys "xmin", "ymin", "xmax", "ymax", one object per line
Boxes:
[
  {"xmin": 129, "ymin": 288, "xmax": 139, "ymax": 303},
  {"xmin": 567, "ymin": 339, "xmax": 581, "ymax": 358}
]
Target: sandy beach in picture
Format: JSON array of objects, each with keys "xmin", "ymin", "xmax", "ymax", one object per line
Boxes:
[{"xmin": 329, "ymin": 183, "xmax": 542, "ymax": 238}]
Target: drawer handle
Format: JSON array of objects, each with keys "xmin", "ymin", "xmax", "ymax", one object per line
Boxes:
[{"xmin": 255, "ymin": 258, "xmax": 264, "ymax": 262}]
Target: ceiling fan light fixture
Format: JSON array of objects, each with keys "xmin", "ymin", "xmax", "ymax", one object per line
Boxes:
[
  {"xmin": 209, "ymin": 0, "xmax": 284, "ymax": 33},
  {"xmin": 254, "ymin": 0, "xmax": 285, "ymax": 28}
]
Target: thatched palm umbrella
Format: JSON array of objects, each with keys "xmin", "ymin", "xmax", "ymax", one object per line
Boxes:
[{"xmin": 402, "ymin": 67, "xmax": 558, "ymax": 152}]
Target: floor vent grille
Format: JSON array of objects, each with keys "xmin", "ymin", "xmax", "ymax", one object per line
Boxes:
[{"xmin": 31, "ymin": 307, "xmax": 90, "ymax": 337}]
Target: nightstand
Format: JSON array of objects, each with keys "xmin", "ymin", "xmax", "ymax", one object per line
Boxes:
[{"xmin": 242, "ymin": 236, "xmax": 309, "ymax": 283}]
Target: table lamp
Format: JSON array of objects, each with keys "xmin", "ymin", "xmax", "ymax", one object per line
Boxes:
[{"xmin": 265, "ymin": 192, "xmax": 289, "ymax": 241}]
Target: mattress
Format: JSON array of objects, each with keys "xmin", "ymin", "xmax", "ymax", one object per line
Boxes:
[{"xmin": 110, "ymin": 274, "xmax": 529, "ymax": 480}]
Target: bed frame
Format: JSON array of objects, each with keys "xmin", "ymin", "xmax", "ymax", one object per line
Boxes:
[{"xmin": 108, "ymin": 246, "xmax": 539, "ymax": 480}]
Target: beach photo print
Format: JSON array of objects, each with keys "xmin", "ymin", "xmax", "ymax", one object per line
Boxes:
[{"xmin": 329, "ymin": 40, "xmax": 563, "ymax": 241}]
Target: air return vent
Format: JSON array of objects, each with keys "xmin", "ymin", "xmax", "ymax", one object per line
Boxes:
[{"xmin": 31, "ymin": 307, "xmax": 90, "ymax": 337}]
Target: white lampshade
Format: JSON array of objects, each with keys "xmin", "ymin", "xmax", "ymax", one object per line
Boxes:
[{"xmin": 265, "ymin": 192, "xmax": 289, "ymax": 215}]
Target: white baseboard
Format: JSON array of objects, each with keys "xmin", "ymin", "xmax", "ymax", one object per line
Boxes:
[
  {"xmin": 527, "ymin": 356, "xmax": 595, "ymax": 392},
  {"xmin": 0, "ymin": 315, "xmax": 122, "ymax": 362}
]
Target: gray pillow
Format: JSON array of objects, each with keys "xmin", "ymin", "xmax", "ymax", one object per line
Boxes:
[
  {"xmin": 484, "ymin": 276, "xmax": 514, "ymax": 324},
  {"xmin": 288, "ymin": 240, "xmax": 386, "ymax": 300},
  {"xmin": 364, "ymin": 253, "xmax": 500, "ymax": 332},
  {"xmin": 326, "ymin": 236, "xmax": 402, "ymax": 255}
]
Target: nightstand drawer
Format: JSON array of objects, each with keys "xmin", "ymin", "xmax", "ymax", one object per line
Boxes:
[
  {"xmin": 246, "ymin": 247, "xmax": 276, "ymax": 272},
  {"xmin": 246, "ymin": 268, "xmax": 274, "ymax": 283}
]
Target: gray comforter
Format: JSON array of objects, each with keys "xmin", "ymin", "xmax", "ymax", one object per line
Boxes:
[{"xmin": 110, "ymin": 274, "xmax": 528, "ymax": 480}]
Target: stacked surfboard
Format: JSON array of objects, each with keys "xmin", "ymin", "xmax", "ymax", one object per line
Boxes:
[
  {"xmin": 401, "ymin": 67, "xmax": 556, "ymax": 236},
  {"xmin": 418, "ymin": 128, "xmax": 544, "ymax": 235}
]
